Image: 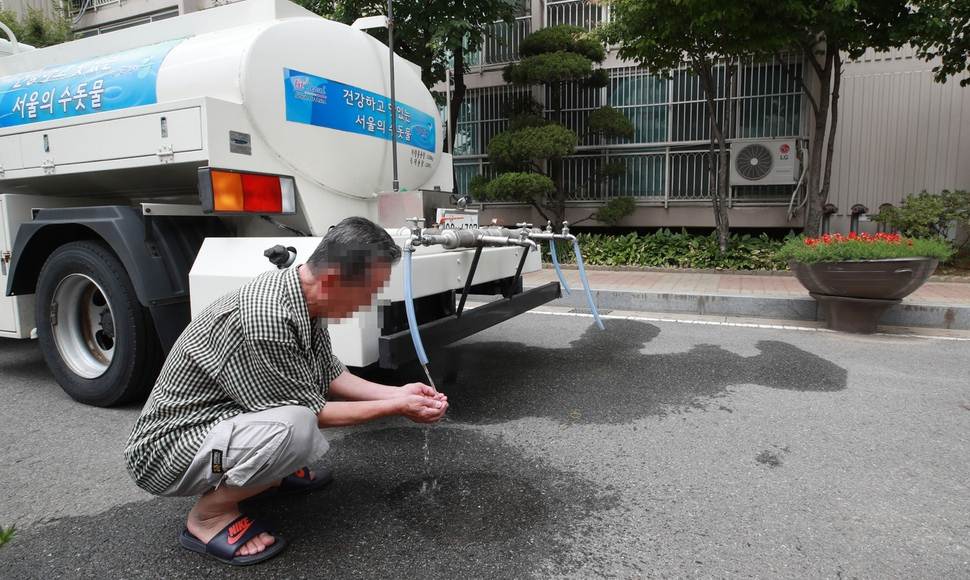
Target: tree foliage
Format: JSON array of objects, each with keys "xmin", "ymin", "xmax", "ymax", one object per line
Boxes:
[
  {"xmin": 487, "ymin": 124, "xmax": 577, "ymax": 170},
  {"xmin": 0, "ymin": 8, "xmax": 73, "ymax": 48},
  {"xmin": 606, "ymin": 0, "xmax": 922, "ymax": 241},
  {"xmin": 591, "ymin": 196, "xmax": 636, "ymax": 227},
  {"xmin": 874, "ymin": 190, "xmax": 970, "ymax": 239},
  {"xmin": 518, "ymin": 24, "xmax": 604, "ymax": 60},
  {"xmin": 773, "ymin": 1, "xmax": 916, "ymax": 237},
  {"xmin": 504, "ymin": 25, "xmax": 608, "ymax": 90},
  {"xmin": 299, "ymin": 0, "xmax": 514, "ymax": 86},
  {"xmin": 471, "ymin": 171, "xmax": 556, "ymax": 204},
  {"xmin": 478, "ymin": 25, "xmax": 634, "ymax": 228},
  {"xmin": 606, "ymin": 1, "xmax": 798, "ymax": 251},
  {"xmin": 911, "ymin": 0, "xmax": 970, "ymax": 86},
  {"xmin": 297, "ymin": 0, "xmax": 519, "ymax": 151},
  {"xmin": 587, "ymin": 107, "xmax": 635, "ymax": 140}
]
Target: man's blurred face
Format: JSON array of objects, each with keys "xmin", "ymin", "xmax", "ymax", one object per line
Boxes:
[{"xmin": 323, "ymin": 261, "xmax": 392, "ymax": 321}]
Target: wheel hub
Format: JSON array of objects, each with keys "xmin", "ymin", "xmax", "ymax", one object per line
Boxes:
[{"xmin": 51, "ymin": 274, "xmax": 116, "ymax": 379}]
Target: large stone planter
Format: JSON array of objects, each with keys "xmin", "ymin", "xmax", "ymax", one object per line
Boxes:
[{"xmin": 789, "ymin": 258, "xmax": 939, "ymax": 333}]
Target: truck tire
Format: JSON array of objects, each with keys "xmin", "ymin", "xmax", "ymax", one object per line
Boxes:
[{"xmin": 35, "ymin": 241, "xmax": 163, "ymax": 407}]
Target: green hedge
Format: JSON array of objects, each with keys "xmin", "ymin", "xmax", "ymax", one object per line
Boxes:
[{"xmin": 551, "ymin": 230, "xmax": 791, "ymax": 270}]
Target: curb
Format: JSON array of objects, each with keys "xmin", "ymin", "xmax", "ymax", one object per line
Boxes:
[
  {"xmin": 530, "ymin": 285, "xmax": 970, "ymax": 331},
  {"xmin": 540, "ymin": 263, "xmax": 970, "ymax": 283}
]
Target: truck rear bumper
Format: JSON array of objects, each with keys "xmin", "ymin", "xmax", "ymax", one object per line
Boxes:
[{"xmin": 378, "ymin": 281, "xmax": 561, "ymax": 368}]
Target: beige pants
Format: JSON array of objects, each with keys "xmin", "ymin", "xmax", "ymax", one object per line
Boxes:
[{"xmin": 162, "ymin": 405, "xmax": 329, "ymax": 497}]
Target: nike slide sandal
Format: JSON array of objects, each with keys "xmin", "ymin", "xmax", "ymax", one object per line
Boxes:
[
  {"xmin": 277, "ymin": 466, "xmax": 333, "ymax": 496},
  {"xmin": 179, "ymin": 515, "xmax": 286, "ymax": 566},
  {"xmin": 246, "ymin": 466, "xmax": 334, "ymax": 502}
]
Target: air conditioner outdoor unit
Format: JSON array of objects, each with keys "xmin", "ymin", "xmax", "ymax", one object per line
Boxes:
[{"xmin": 729, "ymin": 139, "xmax": 799, "ymax": 186}]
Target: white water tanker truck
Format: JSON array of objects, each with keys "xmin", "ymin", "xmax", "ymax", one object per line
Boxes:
[{"xmin": 0, "ymin": 0, "xmax": 603, "ymax": 407}]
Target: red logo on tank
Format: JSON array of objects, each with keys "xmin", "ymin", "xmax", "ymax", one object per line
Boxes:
[{"xmin": 779, "ymin": 144, "xmax": 791, "ymax": 154}]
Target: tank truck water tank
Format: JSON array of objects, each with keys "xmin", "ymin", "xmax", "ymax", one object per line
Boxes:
[{"xmin": 0, "ymin": 0, "xmax": 443, "ymax": 199}]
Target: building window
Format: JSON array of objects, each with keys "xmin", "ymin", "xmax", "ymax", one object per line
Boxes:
[
  {"xmin": 736, "ymin": 56, "xmax": 803, "ymax": 139},
  {"xmin": 454, "ymin": 85, "xmax": 532, "ymax": 157},
  {"xmin": 544, "ymin": 82, "xmax": 601, "ymax": 146},
  {"xmin": 75, "ymin": 7, "xmax": 179, "ymax": 37},
  {"xmin": 451, "ymin": 23, "xmax": 806, "ymax": 204},
  {"xmin": 609, "ymin": 67, "xmax": 668, "ymax": 144}
]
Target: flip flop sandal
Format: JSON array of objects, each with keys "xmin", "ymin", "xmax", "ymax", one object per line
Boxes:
[
  {"xmin": 246, "ymin": 466, "xmax": 334, "ymax": 503},
  {"xmin": 179, "ymin": 514, "xmax": 286, "ymax": 566}
]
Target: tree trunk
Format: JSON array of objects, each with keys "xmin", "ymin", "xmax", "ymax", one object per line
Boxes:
[
  {"xmin": 447, "ymin": 45, "xmax": 467, "ymax": 154},
  {"xmin": 804, "ymin": 47, "xmax": 834, "ymax": 237},
  {"xmin": 696, "ymin": 62, "xmax": 731, "ymax": 252},
  {"xmin": 821, "ymin": 50, "xmax": 842, "ymax": 206},
  {"xmin": 719, "ymin": 63, "xmax": 737, "ymax": 252},
  {"xmin": 550, "ymin": 82, "xmax": 566, "ymax": 230}
]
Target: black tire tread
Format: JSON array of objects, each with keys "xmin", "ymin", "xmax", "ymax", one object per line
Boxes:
[{"xmin": 35, "ymin": 240, "xmax": 163, "ymax": 406}]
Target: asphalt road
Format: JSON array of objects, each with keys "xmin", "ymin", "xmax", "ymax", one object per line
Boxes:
[{"xmin": 1, "ymin": 313, "xmax": 968, "ymax": 578}]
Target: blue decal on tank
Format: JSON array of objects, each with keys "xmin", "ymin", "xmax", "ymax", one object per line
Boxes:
[
  {"xmin": 0, "ymin": 39, "xmax": 184, "ymax": 128},
  {"xmin": 283, "ymin": 68, "xmax": 436, "ymax": 154}
]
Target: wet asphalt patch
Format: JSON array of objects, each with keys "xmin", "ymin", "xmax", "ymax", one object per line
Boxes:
[
  {"xmin": 433, "ymin": 318, "xmax": 848, "ymax": 424},
  {"xmin": 0, "ymin": 426, "xmax": 614, "ymax": 579},
  {"xmin": 755, "ymin": 450, "xmax": 784, "ymax": 468}
]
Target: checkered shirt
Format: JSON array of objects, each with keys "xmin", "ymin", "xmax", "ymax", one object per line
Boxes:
[{"xmin": 123, "ymin": 266, "xmax": 345, "ymax": 495}]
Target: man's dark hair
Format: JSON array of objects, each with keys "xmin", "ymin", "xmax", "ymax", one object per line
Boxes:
[{"xmin": 307, "ymin": 217, "xmax": 402, "ymax": 281}]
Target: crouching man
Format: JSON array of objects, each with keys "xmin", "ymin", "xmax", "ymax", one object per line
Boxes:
[{"xmin": 124, "ymin": 217, "xmax": 448, "ymax": 566}]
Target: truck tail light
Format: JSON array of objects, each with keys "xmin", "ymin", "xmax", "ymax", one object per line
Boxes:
[{"xmin": 199, "ymin": 168, "xmax": 297, "ymax": 214}]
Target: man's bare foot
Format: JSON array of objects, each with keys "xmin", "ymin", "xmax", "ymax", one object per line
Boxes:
[
  {"xmin": 187, "ymin": 478, "xmax": 278, "ymax": 560},
  {"xmin": 186, "ymin": 507, "xmax": 274, "ymax": 556}
]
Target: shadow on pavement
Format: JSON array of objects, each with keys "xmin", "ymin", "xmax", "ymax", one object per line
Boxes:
[
  {"xmin": 433, "ymin": 318, "xmax": 848, "ymax": 424},
  {"xmin": 0, "ymin": 427, "xmax": 615, "ymax": 579},
  {"xmin": 0, "ymin": 338, "xmax": 51, "ymax": 382}
]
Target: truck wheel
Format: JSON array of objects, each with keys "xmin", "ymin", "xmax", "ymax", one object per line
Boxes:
[{"xmin": 35, "ymin": 241, "xmax": 163, "ymax": 407}]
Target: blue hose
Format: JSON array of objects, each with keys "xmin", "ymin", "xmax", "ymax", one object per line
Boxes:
[
  {"xmin": 572, "ymin": 238, "xmax": 605, "ymax": 330},
  {"xmin": 403, "ymin": 248, "xmax": 430, "ymax": 365},
  {"xmin": 548, "ymin": 240, "xmax": 571, "ymax": 296}
]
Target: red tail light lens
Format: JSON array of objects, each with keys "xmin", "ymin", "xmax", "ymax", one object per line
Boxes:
[
  {"xmin": 200, "ymin": 168, "xmax": 297, "ymax": 214},
  {"xmin": 241, "ymin": 173, "xmax": 283, "ymax": 213}
]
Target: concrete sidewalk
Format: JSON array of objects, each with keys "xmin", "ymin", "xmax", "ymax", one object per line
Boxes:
[{"xmin": 524, "ymin": 267, "xmax": 970, "ymax": 330}]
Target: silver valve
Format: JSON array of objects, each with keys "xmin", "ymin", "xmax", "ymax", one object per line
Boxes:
[
  {"xmin": 405, "ymin": 216, "xmax": 425, "ymax": 239},
  {"xmin": 561, "ymin": 221, "xmax": 570, "ymax": 236},
  {"xmin": 545, "ymin": 220, "xmax": 554, "ymax": 233}
]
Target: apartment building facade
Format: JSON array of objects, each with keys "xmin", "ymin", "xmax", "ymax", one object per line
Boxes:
[
  {"xmin": 5, "ymin": 0, "xmax": 969, "ymax": 231},
  {"xmin": 450, "ymin": 1, "xmax": 970, "ymax": 232}
]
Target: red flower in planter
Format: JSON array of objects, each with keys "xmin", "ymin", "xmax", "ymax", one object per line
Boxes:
[{"xmin": 802, "ymin": 232, "xmax": 908, "ymax": 246}]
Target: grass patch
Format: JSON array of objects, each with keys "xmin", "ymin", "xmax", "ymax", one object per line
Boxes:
[{"xmin": 0, "ymin": 525, "xmax": 15, "ymax": 548}]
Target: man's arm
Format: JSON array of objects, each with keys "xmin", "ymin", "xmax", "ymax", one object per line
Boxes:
[
  {"xmin": 317, "ymin": 396, "xmax": 446, "ymax": 428},
  {"xmin": 328, "ymin": 369, "xmax": 438, "ymax": 401}
]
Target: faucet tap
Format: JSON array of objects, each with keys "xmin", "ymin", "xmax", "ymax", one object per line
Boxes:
[{"xmin": 405, "ymin": 217, "xmax": 425, "ymax": 242}]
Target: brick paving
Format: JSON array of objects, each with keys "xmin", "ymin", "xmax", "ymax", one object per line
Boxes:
[{"xmin": 524, "ymin": 268, "xmax": 970, "ymax": 305}]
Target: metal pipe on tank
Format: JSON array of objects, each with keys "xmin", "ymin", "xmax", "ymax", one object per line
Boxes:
[{"xmin": 387, "ymin": 0, "xmax": 400, "ymax": 193}]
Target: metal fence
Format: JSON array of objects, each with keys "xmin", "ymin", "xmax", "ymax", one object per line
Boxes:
[
  {"xmin": 453, "ymin": 51, "xmax": 804, "ymax": 203},
  {"xmin": 69, "ymin": 0, "xmax": 120, "ymax": 18},
  {"xmin": 454, "ymin": 85, "xmax": 534, "ymax": 157},
  {"xmin": 467, "ymin": 17, "xmax": 533, "ymax": 67},
  {"xmin": 544, "ymin": 0, "xmax": 605, "ymax": 31},
  {"xmin": 460, "ymin": 148, "xmax": 787, "ymax": 205}
]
